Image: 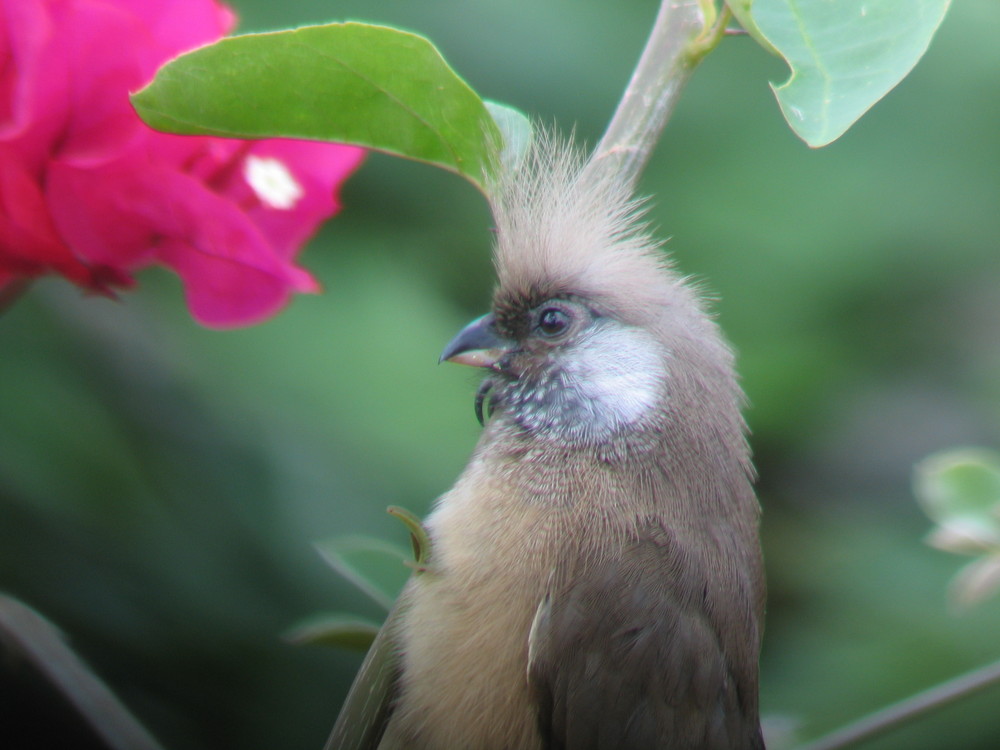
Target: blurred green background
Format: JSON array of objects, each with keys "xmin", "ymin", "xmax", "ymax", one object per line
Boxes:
[{"xmin": 3, "ymin": 1, "xmax": 1000, "ymax": 748}]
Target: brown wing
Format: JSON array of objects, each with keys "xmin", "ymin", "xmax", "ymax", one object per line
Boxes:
[
  {"xmin": 527, "ymin": 522, "xmax": 764, "ymax": 750},
  {"xmin": 324, "ymin": 601, "xmax": 403, "ymax": 750}
]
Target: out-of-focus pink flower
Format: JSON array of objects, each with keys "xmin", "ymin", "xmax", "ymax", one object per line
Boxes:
[{"xmin": 0, "ymin": 0, "xmax": 364, "ymax": 327}]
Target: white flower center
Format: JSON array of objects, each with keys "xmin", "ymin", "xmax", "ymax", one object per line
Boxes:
[{"xmin": 244, "ymin": 156, "xmax": 304, "ymax": 210}]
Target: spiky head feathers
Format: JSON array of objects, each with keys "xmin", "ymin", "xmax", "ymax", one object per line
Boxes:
[
  {"xmin": 490, "ymin": 133, "xmax": 688, "ymax": 333},
  {"xmin": 487, "ymin": 133, "xmax": 733, "ymax": 369}
]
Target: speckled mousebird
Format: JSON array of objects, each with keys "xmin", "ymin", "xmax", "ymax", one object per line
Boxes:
[{"xmin": 326, "ymin": 132, "xmax": 766, "ymax": 750}]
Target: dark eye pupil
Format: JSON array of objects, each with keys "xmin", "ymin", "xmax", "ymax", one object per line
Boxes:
[{"xmin": 538, "ymin": 308, "xmax": 568, "ymax": 336}]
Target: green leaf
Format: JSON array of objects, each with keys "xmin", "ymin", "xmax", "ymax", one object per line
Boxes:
[
  {"xmin": 484, "ymin": 100, "xmax": 533, "ymax": 175},
  {"xmin": 726, "ymin": 0, "xmax": 780, "ymax": 57},
  {"xmin": 914, "ymin": 448, "xmax": 1000, "ymax": 546},
  {"xmin": 314, "ymin": 536, "xmax": 412, "ymax": 612},
  {"xmin": 749, "ymin": 0, "xmax": 952, "ymax": 146},
  {"xmin": 132, "ymin": 23, "xmax": 502, "ymax": 191},
  {"xmin": 284, "ymin": 613, "xmax": 380, "ymax": 652}
]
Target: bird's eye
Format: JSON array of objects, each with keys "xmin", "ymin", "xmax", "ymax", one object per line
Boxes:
[{"xmin": 537, "ymin": 307, "xmax": 570, "ymax": 337}]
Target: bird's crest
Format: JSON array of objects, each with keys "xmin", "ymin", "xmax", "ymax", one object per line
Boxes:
[{"xmin": 488, "ymin": 131, "xmax": 688, "ymax": 329}]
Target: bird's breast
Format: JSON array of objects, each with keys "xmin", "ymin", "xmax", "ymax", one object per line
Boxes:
[{"xmin": 381, "ymin": 456, "xmax": 591, "ymax": 749}]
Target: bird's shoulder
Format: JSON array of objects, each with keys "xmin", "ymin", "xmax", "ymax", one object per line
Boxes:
[{"xmin": 527, "ymin": 517, "xmax": 764, "ymax": 750}]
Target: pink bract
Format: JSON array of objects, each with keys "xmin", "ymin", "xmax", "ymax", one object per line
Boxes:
[{"xmin": 0, "ymin": 0, "xmax": 364, "ymax": 327}]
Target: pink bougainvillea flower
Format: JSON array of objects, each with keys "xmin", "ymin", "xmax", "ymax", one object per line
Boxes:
[{"xmin": 0, "ymin": 0, "xmax": 364, "ymax": 327}]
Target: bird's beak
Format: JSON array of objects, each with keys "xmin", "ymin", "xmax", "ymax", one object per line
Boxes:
[{"xmin": 439, "ymin": 313, "xmax": 511, "ymax": 369}]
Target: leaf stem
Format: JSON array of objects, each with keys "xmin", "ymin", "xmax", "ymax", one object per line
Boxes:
[
  {"xmin": 687, "ymin": 3, "xmax": 733, "ymax": 64},
  {"xmin": 793, "ymin": 657, "xmax": 1000, "ymax": 750},
  {"xmin": 586, "ymin": 0, "xmax": 711, "ymax": 188},
  {"xmin": 387, "ymin": 505, "xmax": 433, "ymax": 571}
]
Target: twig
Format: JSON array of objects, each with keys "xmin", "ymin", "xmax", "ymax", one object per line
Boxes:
[
  {"xmin": 586, "ymin": 0, "xmax": 708, "ymax": 188},
  {"xmin": 794, "ymin": 657, "xmax": 1000, "ymax": 750}
]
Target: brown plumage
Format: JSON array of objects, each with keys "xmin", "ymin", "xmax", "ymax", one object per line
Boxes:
[{"xmin": 368, "ymin": 132, "xmax": 765, "ymax": 749}]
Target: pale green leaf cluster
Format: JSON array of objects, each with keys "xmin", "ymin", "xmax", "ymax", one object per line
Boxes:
[{"xmin": 914, "ymin": 449, "xmax": 1000, "ymax": 609}]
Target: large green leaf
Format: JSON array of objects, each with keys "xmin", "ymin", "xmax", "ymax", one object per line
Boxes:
[
  {"xmin": 132, "ymin": 23, "xmax": 503, "ymax": 191},
  {"xmin": 748, "ymin": 0, "xmax": 952, "ymax": 146}
]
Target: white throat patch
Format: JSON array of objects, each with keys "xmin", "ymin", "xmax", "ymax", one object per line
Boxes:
[
  {"xmin": 558, "ymin": 321, "xmax": 665, "ymax": 436},
  {"xmin": 495, "ymin": 319, "xmax": 667, "ymax": 444}
]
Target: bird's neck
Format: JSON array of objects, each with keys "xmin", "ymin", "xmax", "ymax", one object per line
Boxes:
[{"xmin": 479, "ymin": 406, "xmax": 755, "ymax": 528}]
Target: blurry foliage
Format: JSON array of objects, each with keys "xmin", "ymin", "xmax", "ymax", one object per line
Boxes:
[
  {"xmin": 2, "ymin": 1, "xmax": 1000, "ymax": 749},
  {"xmin": 915, "ymin": 449, "xmax": 1000, "ymax": 609}
]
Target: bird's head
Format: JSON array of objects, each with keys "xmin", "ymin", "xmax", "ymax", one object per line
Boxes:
[
  {"xmin": 440, "ymin": 293, "xmax": 667, "ymax": 445},
  {"xmin": 440, "ymin": 132, "xmax": 743, "ymax": 452}
]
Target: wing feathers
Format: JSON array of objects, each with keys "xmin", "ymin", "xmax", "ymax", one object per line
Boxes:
[{"xmin": 528, "ymin": 523, "xmax": 763, "ymax": 750}]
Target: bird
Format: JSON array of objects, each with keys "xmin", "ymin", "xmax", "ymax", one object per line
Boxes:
[{"xmin": 327, "ymin": 131, "xmax": 765, "ymax": 750}]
